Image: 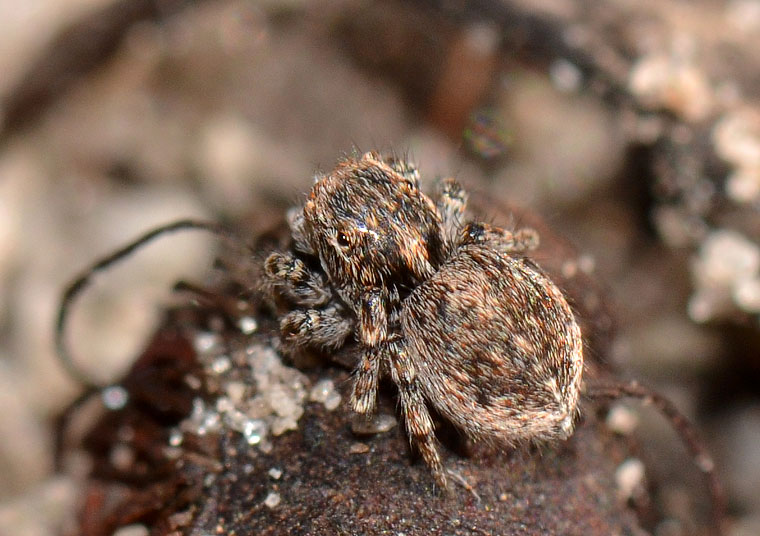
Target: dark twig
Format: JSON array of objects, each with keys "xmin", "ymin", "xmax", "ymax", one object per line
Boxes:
[
  {"xmin": 55, "ymin": 219, "xmax": 236, "ymax": 390},
  {"xmin": 587, "ymin": 380, "xmax": 728, "ymax": 536}
]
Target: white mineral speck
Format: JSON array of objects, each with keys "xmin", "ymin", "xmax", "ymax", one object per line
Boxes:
[
  {"xmin": 190, "ymin": 398, "xmax": 206, "ymax": 421},
  {"xmin": 615, "ymin": 458, "xmax": 645, "ymax": 501},
  {"xmin": 193, "ymin": 332, "xmax": 221, "ymax": 354},
  {"xmin": 198, "ymin": 411, "xmax": 221, "ymax": 436},
  {"xmin": 238, "ymin": 316, "xmax": 258, "ymax": 334},
  {"xmin": 211, "ymin": 355, "xmax": 232, "ymax": 374},
  {"xmin": 264, "ymin": 491, "xmax": 281, "ymax": 509},
  {"xmin": 351, "ymin": 413, "xmax": 397, "ymax": 435},
  {"xmin": 186, "ymin": 399, "xmax": 222, "ymax": 436},
  {"xmin": 735, "ymin": 277, "xmax": 760, "ymax": 313},
  {"xmin": 309, "ymin": 378, "xmax": 341, "ymax": 410},
  {"xmin": 349, "ymin": 442, "xmax": 370, "ymax": 454},
  {"xmin": 102, "ymin": 385, "xmax": 129, "ymax": 410},
  {"xmin": 222, "ymin": 408, "xmax": 249, "ymax": 432},
  {"xmin": 271, "ymin": 415, "xmax": 299, "ymax": 436},
  {"xmin": 168, "ymin": 428, "xmax": 183, "ymax": 447},
  {"xmin": 324, "ymin": 391, "xmax": 342, "ymax": 411},
  {"xmin": 268, "ymin": 467, "xmax": 283, "ymax": 480},
  {"xmin": 713, "ymin": 110, "xmax": 760, "ymax": 168},
  {"xmin": 226, "ymin": 381, "xmax": 247, "ymax": 404},
  {"xmin": 690, "ymin": 229, "xmax": 760, "ymax": 320},
  {"xmin": 687, "ymin": 289, "xmax": 726, "ymax": 323},
  {"xmin": 727, "ymin": 168, "xmax": 760, "ymax": 203},
  {"xmin": 629, "ymin": 51, "xmax": 713, "ymax": 122},
  {"xmin": 246, "ymin": 395, "xmax": 271, "ymax": 420},
  {"xmin": 713, "ymin": 110, "xmax": 760, "ymax": 203},
  {"xmin": 696, "ymin": 229, "xmax": 759, "ymax": 284},
  {"xmin": 113, "ymin": 525, "xmax": 149, "ymax": 536},
  {"xmin": 243, "ymin": 419, "xmax": 267, "ymax": 445},
  {"xmin": 215, "ymin": 396, "xmax": 234, "ymax": 413},
  {"xmin": 309, "ymin": 378, "xmax": 333, "ymax": 403},
  {"xmin": 268, "ymin": 384, "xmax": 300, "ymax": 419},
  {"xmin": 184, "ymin": 374, "xmax": 202, "ymax": 390},
  {"xmin": 605, "ymin": 404, "xmax": 639, "ymax": 435}
]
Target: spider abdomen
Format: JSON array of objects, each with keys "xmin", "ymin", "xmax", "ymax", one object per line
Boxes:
[{"xmin": 401, "ymin": 243, "xmax": 583, "ymax": 444}]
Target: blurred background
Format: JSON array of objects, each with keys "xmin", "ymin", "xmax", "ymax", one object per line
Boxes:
[{"xmin": 0, "ymin": 0, "xmax": 759, "ymax": 534}]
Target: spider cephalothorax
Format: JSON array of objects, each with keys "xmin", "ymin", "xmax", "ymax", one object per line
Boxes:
[
  {"xmin": 303, "ymin": 157, "xmax": 443, "ymax": 296},
  {"xmin": 264, "ymin": 151, "xmax": 583, "ymax": 488}
]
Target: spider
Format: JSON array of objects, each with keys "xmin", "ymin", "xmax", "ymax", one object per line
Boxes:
[{"xmin": 263, "ymin": 152, "xmax": 584, "ymax": 488}]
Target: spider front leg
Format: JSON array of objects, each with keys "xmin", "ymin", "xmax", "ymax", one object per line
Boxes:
[
  {"xmin": 264, "ymin": 251, "xmax": 331, "ymax": 307},
  {"xmin": 349, "ymin": 289, "xmax": 388, "ymax": 414},
  {"xmin": 279, "ymin": 305, "xmax": 353, "ymax": 350}
]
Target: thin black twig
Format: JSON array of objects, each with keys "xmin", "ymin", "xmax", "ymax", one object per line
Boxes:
[
  {"xmin": 55, "ymin": 219, "xmax": 236, "ymax": 390},
  {"xmin": 587, "ymin": 379, "xmax": 727, "ymax": 536}
]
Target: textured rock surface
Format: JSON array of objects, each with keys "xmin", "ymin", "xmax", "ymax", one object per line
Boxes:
[
  {"xmin": 0, "ymin": 0, "xmax": 756, "ymax": 534},
  {"xmin": 59, "ymin": 279, "xmax": 647, "ymax": 536}
]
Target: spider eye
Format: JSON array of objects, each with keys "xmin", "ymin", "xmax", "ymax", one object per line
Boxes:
[{"xmin": 337, "ymin": 231, "xmax": 351, "ymax": 248}]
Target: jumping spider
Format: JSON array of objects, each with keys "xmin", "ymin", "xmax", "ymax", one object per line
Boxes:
[{"xmin": 263, "ymin": 152, "xmax": 584, "ymax": 488}]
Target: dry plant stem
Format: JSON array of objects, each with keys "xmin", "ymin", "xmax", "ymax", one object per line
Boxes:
[
  {"xmin": 55, "ymin": 219, "xmax": 235, "ymax": 390},
  {"xmin": 587, "ymin": 380, "xmax": 728, "ymax": 536}
]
